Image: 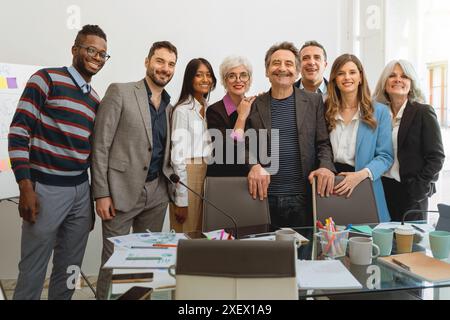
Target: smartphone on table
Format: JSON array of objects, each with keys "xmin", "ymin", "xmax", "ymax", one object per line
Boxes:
[{"xmin": 116, "ymin": 286, "xmax": 153, "ymax": 300}]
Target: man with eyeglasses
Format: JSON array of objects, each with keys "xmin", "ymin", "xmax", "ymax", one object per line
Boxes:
[
  {"xmin": 295, "ymin": 40, "xmax": 329, "ymax": 101},
  {"xmin": 91, "ymin": 41, "xmax": 178, "ymax": 300},
  {"xmin": 8, "ymin": 25, "xmax": 108, "ymax": 300}
]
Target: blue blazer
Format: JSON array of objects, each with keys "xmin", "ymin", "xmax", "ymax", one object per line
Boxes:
[{"xmin": 354, "ymin": 102, "xmax": 394, "ymax": 222}]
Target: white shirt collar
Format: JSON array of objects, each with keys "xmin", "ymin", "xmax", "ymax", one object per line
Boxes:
[{"xmin": 335, "ymin": 106, "xmax": 361, "ymax": 121}]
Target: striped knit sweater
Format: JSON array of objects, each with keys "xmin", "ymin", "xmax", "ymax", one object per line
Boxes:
[{"xmin": 8, "ymin": 67, "xmax": 100, "ymax": 186}]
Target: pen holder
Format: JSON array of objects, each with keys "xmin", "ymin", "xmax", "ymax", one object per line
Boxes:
[{"xmin": 316, "ymin": 229, "xmax": 349, "ymax": 259}]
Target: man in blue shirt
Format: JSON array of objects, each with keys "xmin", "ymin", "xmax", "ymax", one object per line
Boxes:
[{"xmin": 91, "ymin": 41, "xmax": 177, "ymax": 299}]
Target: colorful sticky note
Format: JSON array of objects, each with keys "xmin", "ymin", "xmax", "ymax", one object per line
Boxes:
[
  {"xmin": 0, "ymin": 159, "xmax": 12, "ymax": 172},
  {"xmin": 350, "ymin": 225, "xmax": 373, "ymax": 235},
  {"xmin": 0, "ymin": 76, "xmax": 7, "ymax": 89},
  {"xmin": 7, "ymin": 77, "xmax": 18, "ymax": 89}
]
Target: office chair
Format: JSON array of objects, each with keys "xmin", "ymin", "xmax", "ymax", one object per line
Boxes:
[
  {"xmin": 173, "ymin": 239, "xmax": 298, "ymax": 300},
  {"xmin": 312, "ymin": 176, "xmax": 379, "ymax": 226},
  {"xmin": 202, "ymin": 177, "xmax": 271, "ymax": 234}
]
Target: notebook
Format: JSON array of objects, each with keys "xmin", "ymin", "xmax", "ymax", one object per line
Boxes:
[
  {"xmin": 378, "ymin": 252, "xmax": 450, "ymax": 283},
  {"xmin": 296, "ymin": 260, "xmax": 362, "ymax": 289}
]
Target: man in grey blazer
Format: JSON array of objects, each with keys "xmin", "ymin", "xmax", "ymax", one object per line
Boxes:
[
  {"xmin": 91, "ymin": 41, "xmax": 177, "ymax": 299},
  {"xmin": 245, "ymin": 42, "xmax": 335, "ymax": 228}
]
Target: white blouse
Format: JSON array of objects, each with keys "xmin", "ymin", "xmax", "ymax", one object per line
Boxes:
[
  {"xmin": 330, "ymin": 108, "xmax": 360, "ymax": 167},
  {"xmin": 171, "ymin": 96, "xmax": 212, "ymax": 207},
  {"xmin": 384, "ymin": 100, "xmax": 407, "ymax": 182}
]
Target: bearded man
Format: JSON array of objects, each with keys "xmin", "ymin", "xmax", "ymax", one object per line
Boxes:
[{"xmin": 91, "ymin": 41, "xmax": 178, "ymax": 299}]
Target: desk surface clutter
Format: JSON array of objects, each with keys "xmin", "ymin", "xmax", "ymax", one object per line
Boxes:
[{"xmin": 378, "ymin": 252, "xmax": 450, "ymax": 283}]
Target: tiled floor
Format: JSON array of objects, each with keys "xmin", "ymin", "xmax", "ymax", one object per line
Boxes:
[{"xmin": 2, "ymin": 276, "xmax": 97, "ymax": 300}]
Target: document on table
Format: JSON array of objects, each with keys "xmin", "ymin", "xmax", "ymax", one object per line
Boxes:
[
  {"xmin": 108, "ymin": 232, "xmax": 188, "ymax": 249},
  {"xmin": 373, "ymin": 222, "xmax": 434, "ymax": 233},
  {"xmin": 296, "ymin": 260, "xmax": 362, "ymax": 290},
  {"xmin": 103, "ymin": 248, "xmax": 176, "ymax": 269}
]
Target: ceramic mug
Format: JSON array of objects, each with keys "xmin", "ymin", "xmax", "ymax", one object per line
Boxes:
[{"xmin": 349, "ymin": 237, "xmax": 380, "ymax": 265}]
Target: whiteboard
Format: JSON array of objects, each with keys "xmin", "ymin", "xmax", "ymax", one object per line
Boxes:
[{"xmin": 0, "ymin": 63, "xmax": 42, "ymax": 200}]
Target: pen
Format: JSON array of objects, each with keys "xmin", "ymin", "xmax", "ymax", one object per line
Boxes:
[
  {"xmin": 411, "ymin": 224, "xmax": 425, "ymax": 233},
  {"xmin": 126, "ymin": 257, "xmax": 162, "ymax": 261},
  {"xmin": 244, "ymin": 232, "xmax": 275, "ymax": 239},
  {"xmin": 130, "ymin": 246, "xmax": 168, "ymax": 249},
  {"xmin": 345, "ymin": 224, "xmax": 352, "ymax": 230},
  {"xmin": 153, "ymin": 244, "xmax": 177, "ymax": 248},
  {"xmin": 392, "ymin": 258, "xmax": 411, "ymax": 271}
]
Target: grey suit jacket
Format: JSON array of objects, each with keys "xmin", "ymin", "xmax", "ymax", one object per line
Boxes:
[
  {"xmin": 91, "ymin": 79, "xmax": 175, "ymax": 212},
  {"xmin": 246, "ymin": 87, "xmax": 335, "ymax": 182}
]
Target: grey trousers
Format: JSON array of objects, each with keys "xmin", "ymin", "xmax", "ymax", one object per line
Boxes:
[
  {"xmin": 96, "ymin": 175, "xmax": 169, "ymax": 300},
  {"xmin": 13, "ymin": 180, "xmax": 93, "ymax": 300}
]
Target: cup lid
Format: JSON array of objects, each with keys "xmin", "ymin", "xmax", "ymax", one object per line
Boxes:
[{"xmin": 395, "ymin": 224, "xmax": 415, "ymax": 235}]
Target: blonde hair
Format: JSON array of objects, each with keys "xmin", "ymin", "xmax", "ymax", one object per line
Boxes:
[{"xmin": 325, "ymin": 54, "xmax": 377, "ymax": 131}]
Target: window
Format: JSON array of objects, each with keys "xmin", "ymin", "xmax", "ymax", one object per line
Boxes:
[{"xmin": 427, "ymin": 62, "xmax": 448, "ymax": 126}]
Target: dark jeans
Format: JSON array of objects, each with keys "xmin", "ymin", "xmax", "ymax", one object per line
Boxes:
[
  {"xmin": 268, "ymin": 193, "xmax": 314, "ymax": 261},
  {"xmin": 268, "ymin": 193, "xmax": 311, "ymax": 228}
]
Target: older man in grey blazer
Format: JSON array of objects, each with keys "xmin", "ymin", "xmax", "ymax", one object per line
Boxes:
[
  {"xmin": 235, "ymin": 42, "xmax": 335, "ymax": 228},
  {"xmin": 91, "ymin": 41, "xmax": 177, "ymax": 299}
]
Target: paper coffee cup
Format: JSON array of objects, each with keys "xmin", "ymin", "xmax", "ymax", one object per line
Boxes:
[{"xmin": 395, "ymin": 225, "xmax": 415, "ymax": 254}]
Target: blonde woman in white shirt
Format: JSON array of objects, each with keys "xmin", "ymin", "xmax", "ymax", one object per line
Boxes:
[{"xmin": 170, "ymin": 58, "xmax": 217, "ymax": 232}]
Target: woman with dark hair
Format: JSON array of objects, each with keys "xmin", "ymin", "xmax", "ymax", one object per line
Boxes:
[
  {"xmin": 170, "ymin": 58, "xmax": 217, "ymax": 232},
  {"xmin": 374, "ymin": 60, "xmax": 445, "ymax": 221},
  {"xmin": 325, "ymin": 54, "xmax": 393, "ymax": 222}
]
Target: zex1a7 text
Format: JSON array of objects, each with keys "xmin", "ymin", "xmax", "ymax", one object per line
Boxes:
[{"xmin": 178, "ymin": 304, "xmax": 272, "ymax": 317}]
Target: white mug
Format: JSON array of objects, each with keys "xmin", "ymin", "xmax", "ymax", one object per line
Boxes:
[
  {"xmin": 349, "ymin": 237, "xmax": 380, "ymax": 265},
  {"xmin": 275, "ymin": 229, "xmax": 301, "ymax": 248}
]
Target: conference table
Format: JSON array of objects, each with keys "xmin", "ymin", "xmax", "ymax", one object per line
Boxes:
[{"xmin": 107, "ymin": 222, "xmax": 450, "ymax": 300}]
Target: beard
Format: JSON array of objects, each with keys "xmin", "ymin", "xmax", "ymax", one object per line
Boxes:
[
  {"xmin": 147, "ymin": 66, "xmax": 173, "ymax": 88},
  {"xmin": 73, "ymin": 55, "xmax": 101, "ymax": 79}
]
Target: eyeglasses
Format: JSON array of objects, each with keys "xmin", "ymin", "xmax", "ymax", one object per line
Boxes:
[
  {"xmin": 226, "ymin": 72, "xmax": 250, "ymax": 83},
  {"xmin": 77, "ymin": 45, "xmax": 111, "ymax": 61}
]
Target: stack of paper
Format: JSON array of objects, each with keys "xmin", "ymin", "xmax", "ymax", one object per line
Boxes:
[
  {"xmin": 108, "ymin": 232, "xmax": 187, "ymax": 249},
  {"xmin": 104, "ymin": 248, "xmax": 176, "ymax": 269},
  {"xmin": 296, "ymin": 260, "xmax": 362, "ymax": 289}
]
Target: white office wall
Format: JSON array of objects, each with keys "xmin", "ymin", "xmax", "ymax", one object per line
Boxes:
[{"xmin": 0, "ymin": 0, "xmax": 347, "ymax": 279}]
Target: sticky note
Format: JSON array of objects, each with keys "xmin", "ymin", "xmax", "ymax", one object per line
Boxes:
[
  {"xmin": 0, "ymin": 159, "xmax": 11, "ymax": 172},
  {"xmin": 7, "ymin": 77, "xmax": 18, "ymax": 89},
  {"xmin": 0, "ymin": 76, "xmax": 7, "ymax": 89},
  {"xmin": 351, "ymin": 225, "xmax": 373, "ymax": 235}
]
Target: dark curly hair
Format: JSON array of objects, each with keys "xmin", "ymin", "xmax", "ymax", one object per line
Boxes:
[{"xmin": 74, "ymin": 24, "xmax": 107, "ymax": 45}]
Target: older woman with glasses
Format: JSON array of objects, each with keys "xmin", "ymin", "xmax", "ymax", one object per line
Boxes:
[
  {"xmin": 373, "ymin": 60, "xmax": 445, "ymax": 221},
  {"xmin": 206, "ymin": 56, "xmax": 256, "ymax": 177}
]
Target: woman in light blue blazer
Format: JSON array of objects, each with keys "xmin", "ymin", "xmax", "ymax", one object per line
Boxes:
[{"xmin": 325, "ymin": 54, "xmax": 393, "ymax": 222}]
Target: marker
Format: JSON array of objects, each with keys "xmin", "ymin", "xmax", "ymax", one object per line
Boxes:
[
  {"xmin": 345, "ymin": 224, "xmax": 352, "ymax": 230},
  {"xmin": 411, "ymin": 224, "xmax": 425, "ymax": 233}
]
